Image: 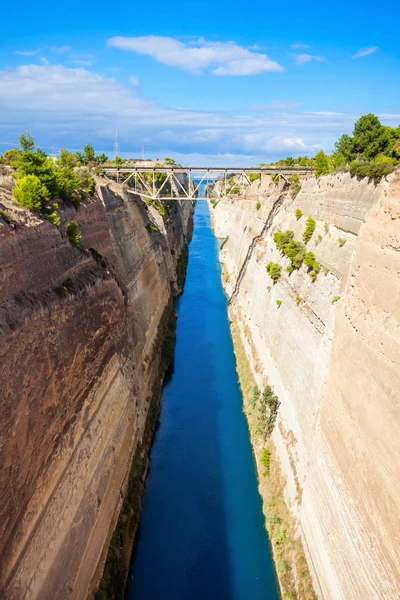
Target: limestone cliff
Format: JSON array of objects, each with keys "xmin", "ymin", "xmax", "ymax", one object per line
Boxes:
[
  {"xmin": 210, "ymin": 171, "xmax": 400, "ymax": 599},
  {"xmin": 0, "ymin": 177, "xmax": 193, "ymax": 599}
]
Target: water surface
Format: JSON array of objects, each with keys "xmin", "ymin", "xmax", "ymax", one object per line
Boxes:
[{"xmin": 128, "ymin": 200, "xmax": 279, "ymax": 600}]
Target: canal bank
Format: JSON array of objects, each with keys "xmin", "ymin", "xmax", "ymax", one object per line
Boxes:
[{"xmin": 128, "ymin": 200, "xmax": 279, "ymax": 600}]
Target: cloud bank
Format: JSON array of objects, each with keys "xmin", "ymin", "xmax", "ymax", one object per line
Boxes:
[
  {"xmin": 0, "ymin": 62, "xmax": 398, "ymax": 163},
  {"xmin": 107, "ymin": 35, "xmax": 284, "ymax": 76}
]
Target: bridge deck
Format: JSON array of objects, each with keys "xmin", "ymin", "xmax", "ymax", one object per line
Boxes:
[{"xmin": 101, "ymin": 165, "xmax": 313, "ymax": 200}]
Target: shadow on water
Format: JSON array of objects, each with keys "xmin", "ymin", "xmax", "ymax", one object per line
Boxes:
[{"xmin": 127, "ymin": 201, "xmax": 279, "ymax": 600}]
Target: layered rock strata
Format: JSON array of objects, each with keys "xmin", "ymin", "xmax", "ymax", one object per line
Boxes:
[
  {"xmin": 0, "ymin": 179, "xmax": 193, "ymax": 599},
  {"xmin": 210, "ymin": 171, "xmax": 400, "ymax": 599}
]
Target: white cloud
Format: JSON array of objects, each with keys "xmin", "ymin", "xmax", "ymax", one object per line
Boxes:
[
  {"xmin": 72, "ymin": 60, "xmax": 94, "ymax": 66},
  {"xmin": 107, "ymin": 35, "xmax": 284, "ymax": 76},
  {"xmin": 352, "ymin": 45, "xmax": 379, "ymax": 59},
  {"xmin": 130, "ymin": 75, "xmax": 139, "ymax": 86},
  {"xmin": 15, "ymin": 48, "xmax": 41, "ymax": 56},
  {"xmin": 295, "ymin": 53, "xmax": 325, "ymax": 65},
  {"xmin": 248, "ymin": 101, "xmax": 303, "ymax": 111},
  {"xmin": 1, "ymin": 62, "xmax": 398, "ymax": 162},
  {"xmin": 51, "ymin": 45, "xmax": 71, "ymax": 54}
]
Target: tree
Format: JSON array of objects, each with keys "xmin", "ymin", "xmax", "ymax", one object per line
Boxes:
[
  {"xmin": 12, "ymin": 174, "xmax": 48, "ymax": 211},
  {"xmin": 314, "ymin": 150, "xmax": 330, "ymax": 177},
  {"xmin": 58, "ymin": 148, "xmax": 78, "ymax": 168},
  {"xmin": 96, "ymin": 152, "xmax": 108, "ymax": 164},
  {"xmin": 3, "ymin": 149, "xmax": 20, "ymax": 165},
  {"xmin": 75, "ymin": 151, "xmax": 85, "ymax": 164},
  {"xmin": 13, "ymin": 133, "xmax": 58, "ymax": 197},
  {"xmin": 164, "ymin": 157, "xmax": 175, "ymax": 165},
  {"xmin": 284, "ymin": 156, "xmax": 295, "ymax": 166},
  {"xmin": 83, "ymin": 143, "xmax": 95, "ymax": 164},
  {"xmin": 352, "ymin": 114, "xmax": 390, "ymax": 160},
  {"xmin": 334, "ymin": 134, "xmax": 354, "ymax": 163},
  {"xmin": 19, "ymin": 130, "xmax": 35, "ymax": 152},
  {"xmin": 113, "ymin": 155, "xmax": 124, "ymax": 165}
]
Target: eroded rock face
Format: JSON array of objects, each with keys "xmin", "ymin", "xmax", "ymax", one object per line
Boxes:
[
  {"xmin": 0, "ymin": 182, "xmax": 193, "ymax": 599},
  {"xmin": 210, "ymin": 171, "xmax": 400, "ymax": 599}
]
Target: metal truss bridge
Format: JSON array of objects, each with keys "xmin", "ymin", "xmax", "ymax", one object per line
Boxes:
[{"xmin": 101, "ymin": 166, "xmax": 313, "ymax": 201}]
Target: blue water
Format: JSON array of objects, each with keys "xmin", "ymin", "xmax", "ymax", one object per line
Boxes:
[{"xmin": 128, "ymin": 201, "xmax": 279, "ymax": 600}]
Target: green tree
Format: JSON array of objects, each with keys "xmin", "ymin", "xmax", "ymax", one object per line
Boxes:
[
  {"xmin": 83, "ymin": 143, "xmax": 95, "ymax": 164},
  {"xmin": 352, "ymin": 114, "xmax": 390, "ymax": 160},
  {"xmin": 314, "ymin": 150, "xmax": 330, "ymax": 177},
  {"xmin": 113, "ymin": 155, "xmax": 124, "ymax": 165},
  {"xmin": 96, "ymin": 152, "xmax": 108, "ymax": 164},
  {"xmin": 19, "ymin": 129, "xmax": 35, "ymax": 152},
  {"xmin": 12, "ymin": 174, "xmax": 48, "ymax": 211},
  {"xmin": 284, "ymin": 156, "xmax": 295, "ymax": 166},
  {"xmin": 164, "ymin": 157, "xmax": 175, "ymax": 165},
  {"xmin": 13, "ymin": 132, "xmax": 58, "ymax": 197},
  {"xmin": 75, "ymin": 151, "xmax": 85, "ymax": 164},
  {"xmin": 66, "ymin": 221, "xmax": 82, "ymax": 247},
  {"xmin": 58, "ymin": 148, "xmax": 78, "ymax": 168},
  {"xmin": 334, "ymin": 134, "xmax": 354, "ymax": 163},
  {"xmin": 3, "ymin": 148, "xmax": 20, "ymax": 165}
]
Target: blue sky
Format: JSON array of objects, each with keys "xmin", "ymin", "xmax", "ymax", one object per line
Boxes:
[{"xmin": 0, "ymin": 0, "xmax": 399, "ymax": 164}]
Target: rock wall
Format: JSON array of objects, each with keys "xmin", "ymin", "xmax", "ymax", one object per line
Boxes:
[
  {"xmin": 210, "ymin": 171, "xmax": 400, "ymax": 599},
  {"xmin": 0, "ymin": 180, "xmax": 193, "ymax": 599}
]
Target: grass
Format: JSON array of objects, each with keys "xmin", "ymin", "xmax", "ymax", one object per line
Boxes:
[{"xmin": 229, "ymin": 321, "xmax": 317, "ymax": 600}]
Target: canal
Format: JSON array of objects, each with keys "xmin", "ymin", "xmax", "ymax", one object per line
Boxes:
[{"xmin": 128, "ymin": 200, "xmax": 279, "ymax": 600}]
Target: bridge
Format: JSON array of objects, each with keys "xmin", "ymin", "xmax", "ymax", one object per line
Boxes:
[{"xmin": 101, "ymin": 166, "xmax": 314, "ymax": 201}]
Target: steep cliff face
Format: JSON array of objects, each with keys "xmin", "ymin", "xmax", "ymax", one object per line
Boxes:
[
  {"xmin": 0, "ymin": 179, "xmax": 193, "ymax": 599},
  {"xmin": 210, "ymin": 171, "xmax": 400, "ymax": 599}
]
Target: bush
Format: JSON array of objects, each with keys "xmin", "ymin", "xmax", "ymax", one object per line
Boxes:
[
  {"xmin": 274, "ymin": 230, "xmax": 294, "ymax": 251},
  {"xmin": 276, "ymin": 299, "xmax": 282, "ymax": 308},
  {"xmin": 284, "ymin": 240, "xmax": 306, "ymax": 268},
  {"xmin": 249, "ymin": 173, "xmax": 261, "ymax": 183},
  {"xmin": 260, "ymin": 448, "xmax": 271, "ymax": 476},
  {"xmin": 295, "ymin": 295, "xmax": 302, "ymax": 306},
  {"xmin": 289, "ymin": 174, "xmax": 301, "ymax": 199},
  {"xmin": 304, "ymin": 251, "xmax": 319, "ymax": 272},
  {"xmin": 249, "ymin": 386, "xmax": 260, "ymax": 409},
  {"xmin": 332, "ymin": 295, "xmax": 341, "ymax": 304},
  {"xmin": 66, "ymin": 221, "xmax": 81, "ymax": 247},
  {"xmin": 302, "ymin": 217, "xmax": 316, "ymax": 244},
  {"xmin": 12, "ymin": 174, "xmax": 48, "ymax": 211},
  {"xmin": 349, "ymin": 160, "xmax": 394, "ymax": 184},
  {"xmin": 256, "ymin": 200, "xmax": 261, "ymax": 210},
  {"xmin": 258, "ymin": 386, "xmax": 280, "ymax": 439},
  {"xmin": 46, "ymin": 212, "xmax": 61, "ymax": 227},
  {"xmin": 266, "ymin": 262, "xmax": 282, "ymax": 282},
  {"xmin": 295, "ymin": 208, "xmax": 302, "ymax": 220},
  {"xmin": 338, "ymin": 237, "xmax": 346, "ymax": 247}
]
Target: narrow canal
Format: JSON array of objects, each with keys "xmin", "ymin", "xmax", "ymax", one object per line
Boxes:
[{"xmin": 128, "ymin": 201, "xmax": 279, "ymax": 600}]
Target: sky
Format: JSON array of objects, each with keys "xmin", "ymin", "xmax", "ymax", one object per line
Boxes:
[{"xmin": 0, "ymin": 0, "xmax": 399, "ymax": 165}]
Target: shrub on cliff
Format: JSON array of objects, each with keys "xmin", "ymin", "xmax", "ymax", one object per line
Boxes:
[
  {"xmin": 266, "ymin": 262, "xmax": 282, "ymax": 282},
  {"xmin": 302, "ymin": 217, "xmax": 316, "ymax": 244},
  {"xmin": 289, "ymin": 174, "xmax": 301, "ymax": 199},
  {"xmin": 258, "ymin": 386, "xmax": 280, "ymax": 439},
  {"xmin": 314, "ymin": 150, "xmax": 331, "ymax": 177},
  {"xmin": 12, "ymin": 174, "xmax": 49, "ymax": 211},
  {"xmin": 66, "ymin": 221, "xmax": 82, "ymax": 247},
  {"xmin": 349, "ymin": 160, "xmax": 394, "ymax": 184}
]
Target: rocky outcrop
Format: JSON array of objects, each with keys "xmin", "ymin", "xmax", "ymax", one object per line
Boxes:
[
  {"xmin": 210, "ymin": 171, "xmax": 400, "ymax": 599},
  {"xmin": 0, "ymin": 180, "xmax": 193, "ymax": 599}
]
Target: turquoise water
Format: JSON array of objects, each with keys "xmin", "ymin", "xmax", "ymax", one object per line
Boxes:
[{"xmin": 128, "ymin": 201, "xmax": 279, "ymax": 600}]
